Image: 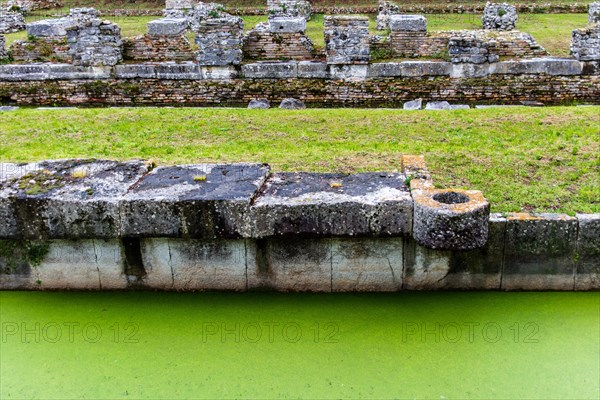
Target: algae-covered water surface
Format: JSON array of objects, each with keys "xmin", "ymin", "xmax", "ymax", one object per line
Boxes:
[{"xmin": 1, "ymin": 291, "xmax": 598, "ymax": 399}]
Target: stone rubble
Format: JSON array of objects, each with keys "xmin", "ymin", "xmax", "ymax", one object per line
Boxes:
[
  {"xmin": 482, "ymin": 2, "xmax": 518, "ymax": 31},
  {"xmin": 67, "ymin": 19, "xmax": 123, "ymax": 67},
  {"xmin": 571, "ymin": 24, "xmax": 600, "ymax": 61},
  {"xmin": 0, "ymin": 6, "xmax": 25, "ymax": 34},
  {"xmin": 324, "ymin": 15, "xmax": 370, "ymax": 65}
]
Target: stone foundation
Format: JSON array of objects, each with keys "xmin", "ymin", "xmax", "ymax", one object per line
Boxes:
[
  {"xmin": 9, "ymin": 37, "xmax": 69, "ymax": 62},
  {"xmin": 195, "ymin": 16, "xmax": 243, "ymax": 66},
  {"xmin": 324, "ymin": 16, "xmax": 370, "ymax": 65},
  {"xmin": 66, "ymin": 19, "xmax": 123, "ymax": 67},
  {"xmin": 243, "ymin": 22, "xmax": 314, "ymax": 61},
  {"xmin": 0, "ymin": 157, "xmax": 596, "ymax": 292},
  {"xmin": 0, "ymin": 8, "xmax": 25, "ymax": 34},
  {"xmin": 571, "ymin": 25, "xmax": 600, "ymax": 61}
]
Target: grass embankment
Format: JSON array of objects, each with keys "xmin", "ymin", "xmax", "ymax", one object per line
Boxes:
[
  {"xmin": 1, "ymin": 107, "xmax": 598, "ymax": 214},
  {"xmin": 2, "ymin": 13, "xmax": 589, "ymax": 56}
]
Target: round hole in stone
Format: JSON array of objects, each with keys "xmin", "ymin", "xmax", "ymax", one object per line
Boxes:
[{"xmin": 432, "ymin": 191, "xmax": 470, "ymax": 205}]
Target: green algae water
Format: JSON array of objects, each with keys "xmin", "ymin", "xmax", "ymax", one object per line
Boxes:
[{"xmin": 1, "ymin": 292, "xmax": 598, "ymax": 399}]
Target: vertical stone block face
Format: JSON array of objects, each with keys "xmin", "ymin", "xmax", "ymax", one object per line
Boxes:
[
  {"xmin": 389, "ymin": 15, "xmax": 427, "ymax": 32},
  {"xmin": 67, "ymin": 19, "xmax": 123, "ymax": 66},
  {"xmin": 571, "ymin": 25, "xmax": 600, "ymax": 61},
  {"xmin": 482, "ymin": 3, "xmax": 518, "ymax": 31},
  {"xmin": 589, "ymin": 2, "xmax": 600, "ymax": 24},
  {"xmin": 502, "ymin": 213, "xmax": 577, "ymax": 291},
  {"xmin": 0, "ymin": 160, "xmax": 150, "ymax": 240},
  {"xmin": 402, "ymin": 241, "xmax": 451, "ymax": 290},
  {"xmin": 324, "ymin": 16, "xmax": 370, "ymax": 65},
  {"xmin": 575, "ymin": 214, "xmax": 600, "ymax": 290},
  {"xmin": 195, "ymin": 16, "xmax": 243, "ymax": 66},
  {"xmin": 247, "ymin": 238, "xmax": 332, "ymax": 292},
  {"xmin": 140, "ymin": 238, "xmax": 247, "ymax": 291},
  {"xmin": 376, "ymin": 0, "xmax": 400, "ymax": 30},
  {"xmin": 165, "ymin": 0, "xmax": 197, "ymax": 9},
  {"xmin": 34, "ymin": 240, "xmax": 125, "ymax": 290},
  {"xmin": 268, "ymin": 16, "xmax": 306, "ymax": 33},
  {"xmin": 332, "ymin": 238, "xmax": 402, "ymax": 292}
]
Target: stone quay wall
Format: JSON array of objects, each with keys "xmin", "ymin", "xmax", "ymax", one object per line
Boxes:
[
  {"xmin": 0, "ymin": 157, "xmax": 597, "ymax": 292},
  {"xmin": 0, "ymin": 58, "xmax": 597, "ymax": 106}
]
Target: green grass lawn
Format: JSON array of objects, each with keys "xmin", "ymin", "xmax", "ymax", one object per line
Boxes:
[
  {"xmin": 1, "ymin": 107, "xmax": 598, "ymax": 214},
  {"xmin": 3, "ymin": 13, "xmax": 587, "ymax": 56}
]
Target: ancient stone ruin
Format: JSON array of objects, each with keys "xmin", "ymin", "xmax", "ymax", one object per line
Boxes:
[
  {"xmin": 267, "ymin": 0, "xmax": 311, "ymax": 19},
  {"xmin": 324, "ymin": 16, "xmax": 370, "ymax": 65},
  {"xmin": 449, "ymin": 34, "xmax": 499, "ymax": 64},
  {"xmin": 590, "ymin": 2, "xmax": 600, "ymax": 24},
  {"xmin": 66, "ymin": 19, "xmax": 123, "ymax": 66},
  {"xmin": 376, "ymin": 0, "xmax": 400, "ymax": 31},
  {"xmin": 571, "ymin": 24, "xmax": 600, "ymax": 61},
  {"xmin": 0, "ymin": 34, "xmax": 8, "ymax": 59},
  {"xmin": 124, "ymin": 18, "xmax": 193, "ymax": 62},
  {"xmin": 243, "ymin": 16, "xmax": 314, "ymax": 61},
  {"xmin": 0, "ymin": 6, "xmax": 25, "ymax": 34},
  {"xmin": 482, "ymin": 2, "xmax": 518, "ymax": 31}
]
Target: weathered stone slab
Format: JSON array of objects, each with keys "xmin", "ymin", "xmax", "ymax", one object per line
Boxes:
[
  {"xmin": 147, "ymin": 18, "xmax": 188, "ymax": 36},
  {"xmin": 140, "ymin": 238, "xmax": 247, "ymax": 291},
  {"xmin": 247, "ymin": 238, "xmax": 332, "ymax": 292},
  {"xmin": 297, "ymin": 61, "xmax": 327, "ymax": 78},
  {"xmin": 242, "ymin": 62, "xmax": 298, "ymax": 79},
  {"xmin": 27, "ymin": 18, "xmax": 75, "ymax": 37},
  {"xmin": 0, "ymin": 160, "xmax": 150, "ymax": 240},
  {"xmin": 114, "ymin": 64, "xmax": 157, "ymax": 79},
  {"xmin": 329, "ymin": 64, "xmax": 368, "ymax": 80},
  {"xmin": 389, "ymin": 15, "xmax": 427, "ymax": 32},
  {"xmin": 575, "ymin": 214, "xmax": 600, "ymax": 290},
  {"xmin": 248, "ymin": 98, "xmax": 270, "ymax": 109},
  {"xmin": 369, "ymin": 61, "xmax": 452, "ymax": 77},
  {"xmin": 402, "ymin": 241, "xmax": 451, "ymax": 290},
  {"xmin": 502, "ymin": 213, "xmax": 577, "ymax": 290},
  {"xmin": 332, "ymin": 238, "xmax": 402, "ymax": 291},
  {"xmin": 251, "ymin": 172, "xmax": 412, "ymax": 238},
  {"xmin": 268, "ymin": 16, "xmax": 306, "ymax": 33},
  {"xmin": 155, "ymin": 62, "xmax": 203, "ymax": 79},
  {"xmin": 121, "ymin": 163, "xmax": 270, "ymax": 238},
  {"xmin": 0, "ymin": 64, "xmax": 48, "ymax": 81},
  {"xmin": 46, "ymin": 64, "xmax": 112, "ymax": 80},
  {"xmin": 200, "ymin": 66, "xmax": 238, "ymax": 79},
  {"xmin": 279, "ymin": 98, "xmax": 305, "ymax": 109},
  {"xmin": 490, "ymin": 58, "xmax": 583, "ymax": 75},
  {"xmin": 451, "ymin": 63, "xmax": 490, "ymax": 78}
]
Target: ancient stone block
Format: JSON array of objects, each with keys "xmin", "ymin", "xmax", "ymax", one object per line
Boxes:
[
  {"xmin": 247, "ymin": 238, "xmax": 331, "ymax": 292},
  {"xmin": 482, "ymin": 3, "xmax": 518, "ymax": 30},
  {"xmin": 248, "ymin": 98, "xmax": 270, "ymax": 109},
  {"xmin": 140, "ymin": 238, "xmax": 247, "ymax": 291},
  {"xmin": 449, "ymin": 34, "xmax": 499, "ymax": 64},
  {"xmin": 242, "ymin": 62, "xmax": 298, "ymax": 79},
  {"xmin": 575, "ymin": 214, "xmax": 600, "ymax": 290},
  {"xmin": 279, "ymin": 98, "xmax": 305, "ymax": 109},
  {"xmin": 251, "ymin": 172, "xmax": 413, "ymax": 238},
  {"xmin": 324, "ymin": 16, "xmax": 370, "ymax": 65},
  {"xmin": 27, "ymin": 18, "xmax": 75, "ymax": 37},
  {"xmin": 490, "ymin": 58, "xmax": 583, "ymax": 75},
  {"xmin": 329, "ymin": 64, "xmax": 369, "ymax": 79},
  {"xmin": 114, "ymin": 64, "xmax": 157, "ymax": 79},
  {"xmin": 376, "ymin": 0, "xmax": 400, "ymax": 30},
  {"xmin": 45, "ymin": 64, "xmax": 111, "ymax": 80},
  {"xmin": 0, "ymin": 160, "xmax": 150, "ymax": 240},
  {"xmin": 268, "ymin": 16, "xmax": 306, "ymax": 33},
  {"xmin": 389, "ymin": 15, "xmax": 427, "ymax": 32},
  {"xmin": 147, "ymin": 18, "xmax": 188, "ymax": 36},
  {"xmin": 368, "ymin": 61, "xmax": 452, "ymax": 77},
  {"xmin": 403, "ymin": 99, "xmax": 423, "ymax": 110},
  {"xmin": 242, "ymin": 23, "xmax": 314, "ymax": 61},
  {"xmin": 502, "ymin": 213, "xmax": 577, "ymax": 290},
  {"xmin": 297, "ymin": 61, "xmax": 327, "ymax": 78},
  {"xmin": 0, "ymin": 35, "xmax": 7, "ymax": 59},
  {"xmin": 155, "ymin": 62, "xmax": 203, "ymax": 79},
  {"xmin": 120, "ymin": 163, "xmax": 270, "ymax": 238},
  {"xmin": 332, "ymin": 238, "xmax": 403, "ymax": 292},
  {"xmin": 425, "ymin": 101, "xmax": 451, "ymax": 110},
  {"xmin": 200, "ymin": 65, "xmax": 237, "ymax": 79}
]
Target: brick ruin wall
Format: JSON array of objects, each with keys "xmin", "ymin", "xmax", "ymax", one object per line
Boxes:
[{"xmin": 123, "ymin": 34, "xmax": 195, "ymax": 62}]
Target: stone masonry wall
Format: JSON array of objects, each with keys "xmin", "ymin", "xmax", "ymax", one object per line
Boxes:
[
  {"xmin": 324, "ymin": 16, "xmax": 370, "ymax": 65},
  {"xmin": 389, "ymin": 30, "xmax": 547, "ymax": 59},
  {"xmin": 267, "ymin": 0, "xmax": 311, "ymax": 19},
  {"xmin": 9, "ymin": 37, "xmax": 69, "ymax": 62},
  {"xmin": 123, "ymin": 34, "xmax": 195, "ymax": 62},
  {"xmin": 0, "ymin": 34, "xmax": 7, "ymax": 59},
  {"xmin": 0, "ymin": 8, "xmax": 24, "ymax": 34},
  {"xmin": 243, "ymin": 22, "xmax": 314, "ymax": 61},
  {"xmin": 195, "ymin": 16, "xmax": 243, "ymax": 66},
  {"xmin": 589, "ymin": 2, "xmax": 600, "ymax": 24},
  {"xmin": 66, "ymin": 19, "xmax": 123, "ymax": 66},
  {"xmin": 482, "ymin": 2, "xmax": 518, "ymax": 30},
  {"xmin": 571, "ymin": 24, "xmax": 600, "ymax": 61}
]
